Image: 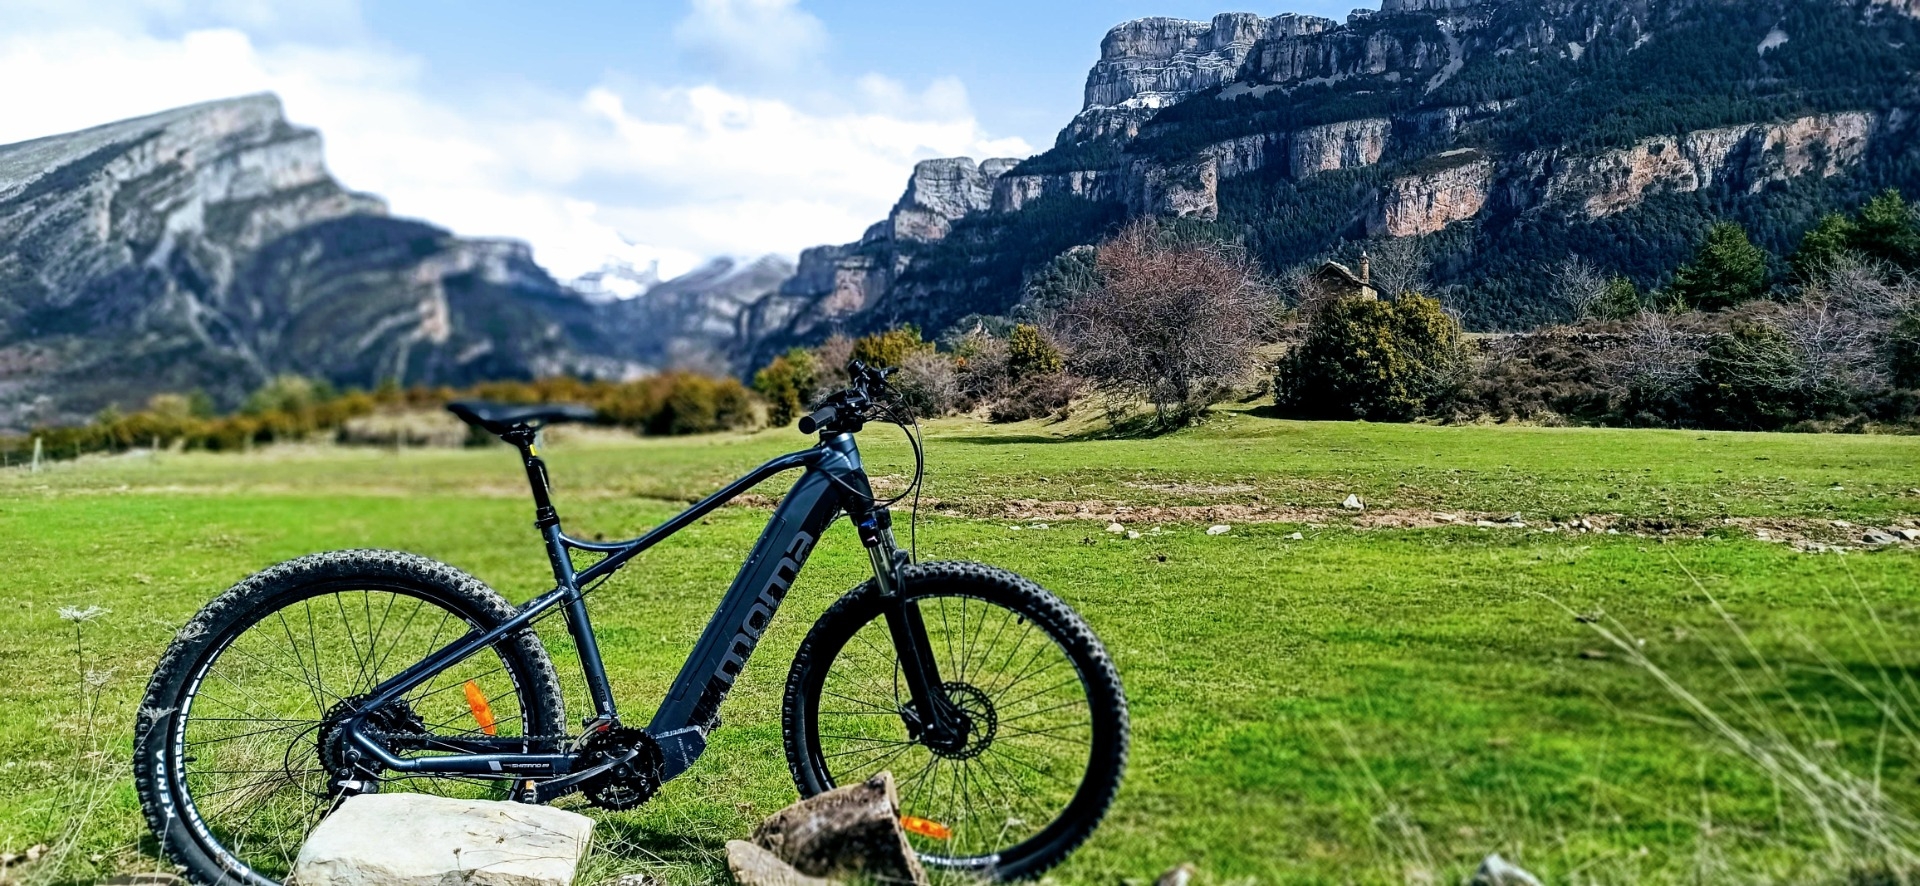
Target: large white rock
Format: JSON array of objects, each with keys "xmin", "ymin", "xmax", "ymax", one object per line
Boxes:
[{"xmin": 292, "ymin": 794, "xmax": 594, "ymax": 886}]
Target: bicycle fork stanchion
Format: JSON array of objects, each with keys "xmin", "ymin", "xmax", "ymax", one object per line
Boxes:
[{"xmin": 848, "ymin": 482, "xmax": 966, "ymax": 749}]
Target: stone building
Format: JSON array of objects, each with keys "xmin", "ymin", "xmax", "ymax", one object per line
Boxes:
[{"xmin": 1311, "ymin": 253, "xmax": 1378, "ymax": 301}]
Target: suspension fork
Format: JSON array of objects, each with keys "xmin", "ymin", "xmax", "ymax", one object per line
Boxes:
[{"xmin": 857, "ymin": 507, "xmax": 966, "ymax": 746}]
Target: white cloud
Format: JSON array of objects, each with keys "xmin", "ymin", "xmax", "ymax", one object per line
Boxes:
[
  {"xmin": 673, "ymin": 0, "xmax": 829, "ymax": 84},
  {"xmin": 0, "ymin": 2, "xmax": 1031, "ymax": 283}
]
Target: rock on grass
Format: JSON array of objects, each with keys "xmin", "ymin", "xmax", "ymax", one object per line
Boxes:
[{"xmin": 292, "ymin": 794, "xmax": 594, "ymax": 886}]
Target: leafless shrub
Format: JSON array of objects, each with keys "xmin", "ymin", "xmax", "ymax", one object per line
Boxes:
[
  {"xmin": 988, "ymin": 373, "xmax": 1084, "ymax": 423},
  {"xmin": 1788, "ymin": 256, "xmax": 1920, "ymax": 393},
  {"xmin": 1608, "ymin": 312, "xmax": 1705, "ymax": 397},
  {"xmin": 953, "ymin": 330, "xmax": 1011, "ymax": 405},
  {"xmin": 1052, "ymin": 220, "xmax": 1279, "ymax": 426},
  {"xmin": 893, "ymin": 349, "xmax": 963, "ymax": 418},
  {"xmin": 1364, "ymin": 237, "xmax": 1431, "ymax": 300},
  {"xmin": 336, "ymin": 411, "xmax": 471, "ymax": 448},
  {"xmin": 1549, "ymin": 255, "xmax": 1611, "ymax": 320},
  {"xmin": 811, "ymin": 335, "xmax": 855, "ymax": 395},
  {"xmin": 1275, "ymin": 259, "xmax": 1341, "ymax": 320}
]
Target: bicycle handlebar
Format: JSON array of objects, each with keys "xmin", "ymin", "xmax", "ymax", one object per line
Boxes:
[{"xmin": 799, "ymin": 361, "xmax": 898, "ymax": 436}]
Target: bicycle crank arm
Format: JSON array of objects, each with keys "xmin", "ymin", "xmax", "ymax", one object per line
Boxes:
[{"xmin": 528, "ymin": 749, "xmax": 639, "ymax": 803}]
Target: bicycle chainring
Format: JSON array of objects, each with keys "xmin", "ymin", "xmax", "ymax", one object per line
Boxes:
[{"xmin": 578, "ymin": 727, "xmax": 665, "ymax": 811}]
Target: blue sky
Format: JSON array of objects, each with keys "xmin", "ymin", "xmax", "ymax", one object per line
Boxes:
[
  {"xmin": 364, "ymin": 1, "xmax": 1366, "ymax": 149},
  {"xmin": 0, "ymin": 0, "xmax": 1368, "ymax": 281}
]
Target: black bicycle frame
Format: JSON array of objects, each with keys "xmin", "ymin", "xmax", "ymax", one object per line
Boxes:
[{"xmin": 341, "ymin": 431, "xmax": 953, "ymax": 789}]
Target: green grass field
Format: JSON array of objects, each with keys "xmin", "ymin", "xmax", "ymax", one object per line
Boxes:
[{"xmin": 2, "ymin": 407, "xmax": 1918, "ymax": 885}]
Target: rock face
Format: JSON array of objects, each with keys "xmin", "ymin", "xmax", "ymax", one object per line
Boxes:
[
  {"xmin": 1535, "ymin": 112, "xmax": 1876, "ymax": 217},
  {"xmin": 291, "ymin": 794, "xmax": 594, "ymax": 886},
  {"xmin": 1373, "ymin": 152, "xmax": 1496, "ymax": 237},
  {"xmin": 1381, "ymin": 0, "xmax": 1503, "ymax": 11},
  {"xmin": 1289, "ymin": 119, "xmax": 1392, "ymax": 179},
  {"xmin": 734, "ymin": 157, "xmax": 1022, "ymax": 355},
  {"xmin": 0, "ymin": 95, "xmax": 645, "ymax": 427},
  {"xmin": 884, "ymin": 158, "xmax": 1017, "ymax": 243},
  {"xmin": 1071, "ymin": 13, "xmax": 1337, "ymax": 143}
]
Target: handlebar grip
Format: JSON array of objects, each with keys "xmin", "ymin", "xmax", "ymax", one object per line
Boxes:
[{"xmin": 798, "ymin": 404, "xmax": 838, "ymax": 435}]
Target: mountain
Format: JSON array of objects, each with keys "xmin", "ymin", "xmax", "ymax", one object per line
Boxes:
[
  {"xmin": 603, "ymin": 255, "xmax": 794, "ymax": 375},
  {"xmin": 0, "ymin": 94, "xmax": 658, "ymax": 428},
  {"xmin": 733, "ymin": 0, "xmax": 1920, "ymax": 362}
]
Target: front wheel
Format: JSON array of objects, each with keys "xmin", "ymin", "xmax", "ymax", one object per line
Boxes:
[{"xmin": 782, "ymin": 562, "xmax": 1128, "ymax": 881}]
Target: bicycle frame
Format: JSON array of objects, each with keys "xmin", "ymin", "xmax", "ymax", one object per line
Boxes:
[{"xmin": 341, "ymin": 429, "xmax": 948, "ymax": 791}]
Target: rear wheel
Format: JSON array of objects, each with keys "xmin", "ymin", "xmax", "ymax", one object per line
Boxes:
[
  {"xmin": 783, "ymin": 562, "xmax": 1128, "ymax": 881},
  {"xmin": 134, "ymin": 551, "xmax": 567, "ymax": 886}
]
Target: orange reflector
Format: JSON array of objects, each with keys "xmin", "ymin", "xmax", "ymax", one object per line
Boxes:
[
  {"xmin": 901, "ymin": 816, "xmax": 952, "ymax": 840},
  {"xmin": 462, "ymin": 680, "xmax": 497, "ymax": 736}
]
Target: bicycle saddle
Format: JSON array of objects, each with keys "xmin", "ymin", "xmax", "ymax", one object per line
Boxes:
[{"xmin": 447, "ymin": 401, "xmax": 598, "ymax": 436}]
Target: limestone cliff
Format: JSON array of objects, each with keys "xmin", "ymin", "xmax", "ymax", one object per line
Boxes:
[
  {"xmin": 1070, "ymin": 13, "xmax": 1337, "ymax": 143},
  {"xmin": 1371, "ymin": 151, "xmax": 1495, "ymax": 237},
  {"xmin": 735, "ymin": 157, "xmax": 1022, "ymax": 353},
  {"xmin": 1533, "ymin": 112, "xmax": 1877, "ymax": 218}
]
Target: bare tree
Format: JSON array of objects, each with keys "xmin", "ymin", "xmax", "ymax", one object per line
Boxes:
[
  {"xmin": 1549, "ymin": 255, "xmax": 1610, "ymax": 321},
  {"xmin": 1364, "ymin": 236, "xmax": 1431, "ymax": 299},
  {"xmin": 1053, "ymin": 220, "xmax": 1278, "ymax": 425},
  {"xmin": 1779, "ymin": 255, "xmax": 1920, "ymax": 394},
  {"xmin": 894, "ymin": 349, "xmax": 962, "ymax": 417},
  {"xmin": 1607, "ymin": 312, "xmax": 1704, "ymax": 399},
  {"xmin": 1274, "ymin": 258, "xmax": 1343, "ymax": 321}
]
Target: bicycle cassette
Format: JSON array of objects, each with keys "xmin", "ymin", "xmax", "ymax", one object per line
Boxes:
[{"xmin": 577, "ymin": 727, "xmax": 665, "ymax": 811}]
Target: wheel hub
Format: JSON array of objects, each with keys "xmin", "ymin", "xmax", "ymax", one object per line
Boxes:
[
  {"xmin": 317, "ymin": 696, "xmax": 425, "ymax": 786},
  {"xmin": 927, "ymin": 682, "xmax": 996, "ymax": 760}
]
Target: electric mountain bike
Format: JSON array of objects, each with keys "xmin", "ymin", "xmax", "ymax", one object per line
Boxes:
[{"xmin": 134, "ymin": 364, "xmax": 1128, "ymax": 885}]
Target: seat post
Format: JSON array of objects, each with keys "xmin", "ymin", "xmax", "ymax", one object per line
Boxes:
[{"xmin": 503, "ymin": 426, "xmax": 560, "ymax": 531}]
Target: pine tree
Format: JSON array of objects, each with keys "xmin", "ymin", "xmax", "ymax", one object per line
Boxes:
[
  {"xmin": 1854, "ymin": 189, "xmax": 1920, "ymax": 269},
  {"xmin": 1789, "ymin": 212, "xmax": 1857, "ymax": 281},
  {"xmin": 1668, "ymin": 222, "xmax": 1771, "ymax": 312},
  {"xmin": 1594, "ymin": 276, "xmax": 1645, "ymax": 320}
]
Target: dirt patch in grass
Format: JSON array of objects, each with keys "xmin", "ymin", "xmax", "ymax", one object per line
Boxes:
[{"xmin": 906, "ymin": 497, "xmax": 1920, "ymax": 553}]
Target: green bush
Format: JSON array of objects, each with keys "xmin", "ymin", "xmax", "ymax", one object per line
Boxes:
[
  {"xmin": 1593, "ymin": 276, "xmax": 1645, "ymax": 321},
  {"xmin": 1006, "ymin": 324, "xmax": 1064, "ymax": 380},
  {"xmin": 243, "ymin": 375, "xmax": 334, "ymax": 416},
  {"xmin": 1790, "ymin": 212, "xmax": 1858, "ymax": 281},
  {"xmin": 752, "ymin": 349, "xmax": 819, "ymax": 427},
  {"xmin": 0, "ymin": 370, "xmax": 762, "ymax": 467},
  {"xmin": 851, "ymin": 326, "xmax": 931, "ymax": 370},
  {"xmin": 651, "ymin": 373, "xmax": 758, "ymax": 436},
  {"xmin": 1276, "ymin": 294, "xmax": 1464, "ymax": 422},
  {"xmin": 1855, "ymin": 189, "xmax": 1920, "ymax": 269}
]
